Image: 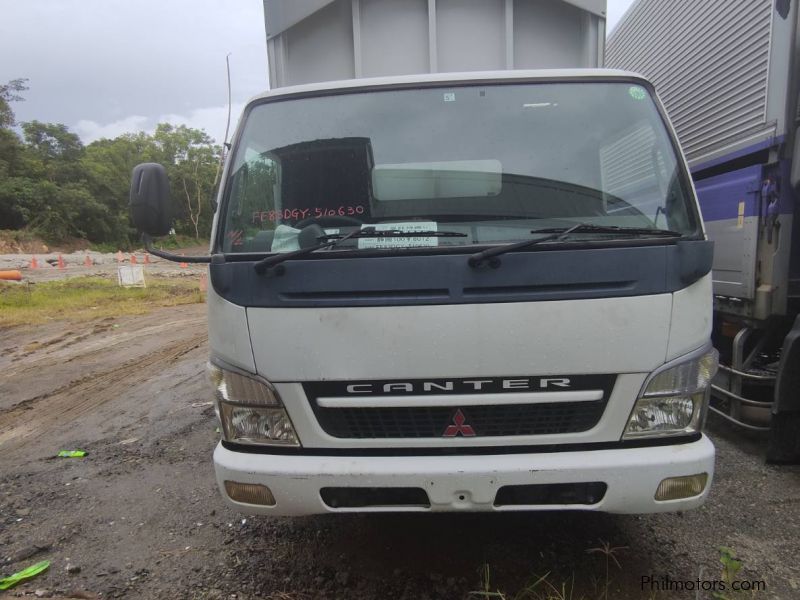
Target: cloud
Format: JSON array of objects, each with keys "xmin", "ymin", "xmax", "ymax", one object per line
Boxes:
[
  {"xmin": 74, "ymin": 115, "xmax": 150, "ymax": 143},
  {"xmin": 157, "ymin": 103, "xmax": 246, "ymax": 145},
  {"xmin": 0, "ymin": 0, "xmax": 267, "ymax": 134},
  {"xmin": 74, "ymin": 102, "xmax": 246, "ymax": 145}
]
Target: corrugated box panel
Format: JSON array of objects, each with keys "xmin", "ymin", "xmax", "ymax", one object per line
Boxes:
[
  {"xmin": 600, "ymin": 125, "xmax": 659, "ymax": 197},
  {"xmin": 607, "ymin": 0, "xmax": 774, "ymax": 165}
]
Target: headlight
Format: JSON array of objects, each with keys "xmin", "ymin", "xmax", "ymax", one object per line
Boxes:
[
  {"xmin": 208, "ymin": 361, "xmax": 299, "ymax": 446},
  {"xmin": 623, "ymin": 347, "xmax": 718, "ymax": 439}
]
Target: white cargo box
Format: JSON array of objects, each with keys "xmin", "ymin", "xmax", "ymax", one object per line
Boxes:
[
  {"xmin": 607, "ymin": 0, "xmax": 796, "ymax": 167},
  {"xmin": 264, "ymin": 0, "xmax": 607, "ymax": 88}
]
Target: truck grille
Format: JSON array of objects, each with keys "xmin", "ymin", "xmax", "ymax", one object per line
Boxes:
[{"xmin": 303, "ymin": 375, "xmax": 615, "ymax": 439}]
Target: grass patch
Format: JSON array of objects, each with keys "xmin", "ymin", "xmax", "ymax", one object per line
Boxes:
[
  {"xmin": 469, "ymin": 542, "xmax": 629, "ymax": 600},
  {"xmin": 0, "ymin": 276, "xmax": 204, "ymax": 327}
]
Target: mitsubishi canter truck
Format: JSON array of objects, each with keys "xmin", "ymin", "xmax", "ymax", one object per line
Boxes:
[{"xmin": 129, "ymin": 0, "xmax": 718, "ymax": 515}]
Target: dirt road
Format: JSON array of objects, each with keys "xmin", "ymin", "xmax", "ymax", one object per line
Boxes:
[{"xmin": 1, "ymin": 305, "xmax": 799, "ymax": 599}]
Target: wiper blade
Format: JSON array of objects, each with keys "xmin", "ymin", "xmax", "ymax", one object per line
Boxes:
[
  {"xmin": 254, "ymin": 228, "xmax": 467, "ymax": 274},
  {"xmin": 468, "ymin": 223, "xmax": 682, "ymax": 268},
  {"xmin": 468, "ymin": 223, "xmax": 584, "ymax": 268},
  {"xmin": 531, "ymin": 224, "xmax": 683, "ymax": 237},
  {"xmin": 254, "ymin": 229, "xmax": 360, "ymax": 274}
]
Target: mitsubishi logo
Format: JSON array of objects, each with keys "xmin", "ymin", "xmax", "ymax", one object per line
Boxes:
[{"xmin": 443, "ymin": 409, "xmax": 476, "ymax": 437}]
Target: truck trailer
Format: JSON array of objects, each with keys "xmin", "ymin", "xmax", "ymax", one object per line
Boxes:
[
  {"xmin": 607, "ymin": 0, "xmax": 800, "ymax": 462},
  {"xmin": 129, "ymin": 0, "xmax": 718, "ymax": 515}
]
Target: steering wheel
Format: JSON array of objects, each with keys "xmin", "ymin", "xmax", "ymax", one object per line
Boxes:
[{"xmin": 294, "ymin": 215, "xmax": 363, "ymax": 229}]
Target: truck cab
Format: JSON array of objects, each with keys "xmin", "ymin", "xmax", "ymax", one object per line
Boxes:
[
  {"xmin": 129, "ymin": 1, "xmax": 719, "ymax": 515},
  {"xmin": 197, "ymin": 70, "xmax": 718, "ymax": 515}
]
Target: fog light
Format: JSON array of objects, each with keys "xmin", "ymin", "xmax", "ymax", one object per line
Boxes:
[
  {"xmin": 224, "ymin": 481, "xmax": 276, "ymax": 506},
  {"xmin": 654, "ymin": 473, "xmax": 708, "ymax": 501}
]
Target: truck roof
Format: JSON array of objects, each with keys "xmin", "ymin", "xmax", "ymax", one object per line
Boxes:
[{"xmin": 247, "ymin": 68, "xmax": 649, "ymax": 105}]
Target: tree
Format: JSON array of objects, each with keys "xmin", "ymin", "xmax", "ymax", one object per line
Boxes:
[
  {"xmin": 82, "ymin": 132, "xmax": 155, "ymax": 245},
  {"xmin": 0, "ymin": 80, "xmax": 38, "ymax": 232},
  {"xmin": 0, "ymin": 79, "xmax": 28, "ymax": 182},
  {"xmin": 152, "ymin": 123, "xmax": 220, "ymax": 239},
  {"xmin": 22, "ymin": 121, "xmax": 85, "ymax": 184},
  {"xmin": 0, "ymin": 78, "xmax": 28, "ymax": 129},
  {"xmin": 0, "ymin": 79, "xmax": 219, "ymax": 246}
]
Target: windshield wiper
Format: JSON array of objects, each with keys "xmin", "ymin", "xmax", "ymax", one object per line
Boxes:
[
  {"xmin": 254, "ymin": 227, "xmax": 467, "ymax": 274},
  {"xmin": 468, "ymin": 223, "xmax": 682, "ymax": 268},
  {"xmin": 253, "ymin": 229, "xmax": 359, "ymax": 274},
  {"xmin": 531, "ymin": 224, "xmax": 683, "ymax": 237}
]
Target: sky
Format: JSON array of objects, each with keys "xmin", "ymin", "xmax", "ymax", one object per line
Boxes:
[{"xmin": 0, "ymin": 0, "xmax": 635, "ymax": 146}]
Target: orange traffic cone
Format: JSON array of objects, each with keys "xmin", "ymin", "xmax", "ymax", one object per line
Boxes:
[
  {"xmin": 57, "ymin": 255, "xmax": 65, "ymax": 270},
  {"xmin": 84, "ymin": 254, "xmax": 93, "ymax": 267},
  {"xmin": 130, "ymin": 254, "xmax": 138, "ymax": 265},
  {"xmin": 29, "ymin": 256, "xmax": 39, "ymax": 269},
  {"xmin": 179, "ymin": 253, "xmax": 188, "ymax": 269},
  {"xmin": 117, "ymin": 250, "xmax": 123, "ymax": 263}
]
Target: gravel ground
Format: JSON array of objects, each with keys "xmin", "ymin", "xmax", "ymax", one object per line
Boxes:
[
  {"xmin": 0, "ymin": 250, "xmax": 207, "ymax": 282},
  {"xmin": 0, "ymin": 303, "xmax": 798, "ymax": 599}
]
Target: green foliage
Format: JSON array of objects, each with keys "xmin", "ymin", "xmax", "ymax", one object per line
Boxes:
[
  {"xmin": 713, "ymin": 546, "xmax": 745, "ymax": 600},
  {"xmin": 0, "ymin": 79, "xmax": 221, "ymax": 247},
  {"xmin": 150, "ymin": 123, "xmax": 220, "ymax": 239},
  {"xmin": 0, "ymin": 78, "xmax": 28, "ymax": 129},
  {"xmin": 0, "ymin": 276, "xmax": 204, "ymax": 327}
]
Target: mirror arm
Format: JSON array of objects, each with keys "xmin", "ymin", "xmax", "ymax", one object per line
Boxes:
[{"xmin": 141, "ymin": 233, "xmax": 214, "ymax": 264}]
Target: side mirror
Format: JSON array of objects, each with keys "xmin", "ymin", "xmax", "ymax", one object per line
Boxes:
[{"xmin": 130, "ymin": 163, "xmax": 173, "ymax": 236}]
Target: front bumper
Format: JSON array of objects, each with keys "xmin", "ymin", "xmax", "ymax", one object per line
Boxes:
[{"xmin": 213, "ymin": 435, "xmax": 715, "ymax": 516}]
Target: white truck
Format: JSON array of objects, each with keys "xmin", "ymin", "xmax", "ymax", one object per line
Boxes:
[{"xmin": 129, "ymin": 0, "xmax": 718, "ymax": 515}]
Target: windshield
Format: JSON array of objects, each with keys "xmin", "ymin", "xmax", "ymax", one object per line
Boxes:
[{"xmin": 220, "ymin": 81, "xmax": 698, "ymax": 254}]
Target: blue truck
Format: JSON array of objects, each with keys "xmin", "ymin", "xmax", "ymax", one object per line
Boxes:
[{"xmin": 608, "ymin": 0, "xmax": 800, "ymax": 462}]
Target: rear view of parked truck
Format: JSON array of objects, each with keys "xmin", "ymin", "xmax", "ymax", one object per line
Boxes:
[{"xmin": 608, "ymin": 0, "xmax": 800, "ymax": 462}]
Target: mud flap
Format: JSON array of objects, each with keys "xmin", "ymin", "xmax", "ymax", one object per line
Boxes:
[{"xmin": 767, "ymin": 316, "xmax": 800, "ymax": 463}]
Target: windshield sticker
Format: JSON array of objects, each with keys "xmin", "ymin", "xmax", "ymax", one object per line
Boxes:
[
  {"xmin": 443, "ymin": 92, "xmax": 456, "ymax": 102},
  {"xmin": 628, "ymin": 86, "xmax": 647, "ymax": 101},
  {"xmin": 358, "ymin": 221, "xmax": 439, "ymax": 250}
]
